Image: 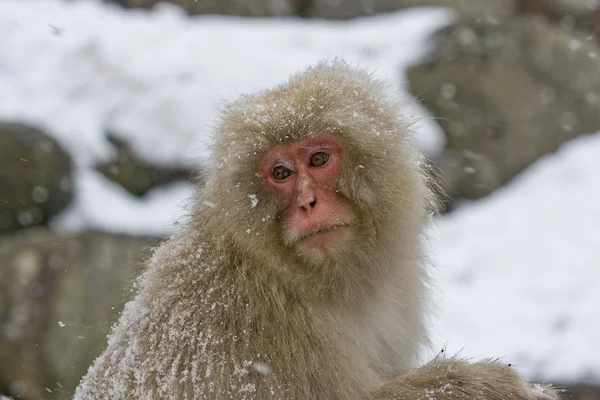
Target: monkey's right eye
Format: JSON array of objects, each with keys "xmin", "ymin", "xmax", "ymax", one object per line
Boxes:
[{"xmin": 272, "ymin": 165, "xmax": 293, "ymax": 181}]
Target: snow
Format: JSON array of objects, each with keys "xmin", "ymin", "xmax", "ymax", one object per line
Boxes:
[
  {"xmin": 1, "ymin": 0, "xmax": 599, "ymax": 387},
  {"xmin": 428, "ymin": 132, "xmax": 600, "ymax": 384},
  {"xmin": 0, "ymin": 0, "xmax": 450, "ymax": 234},
  {"xmin": 0, "ymin": 0, "xmax": 448, "ymax": 168},
  {"xmin": 55, "ymin": 167, "xmax": 195, "ymax": 236}
]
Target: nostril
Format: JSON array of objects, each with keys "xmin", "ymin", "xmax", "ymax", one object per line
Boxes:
[{"xmin": 298, "ymin": 196, "xmax": 317, "ymax": 211}]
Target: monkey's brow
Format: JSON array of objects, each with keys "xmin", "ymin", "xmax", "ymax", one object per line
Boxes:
[{"xmin": 299, "ymin": 142, "xmax": 335, "ymax": 151}]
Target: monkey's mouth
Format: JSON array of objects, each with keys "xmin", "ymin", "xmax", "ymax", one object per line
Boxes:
[{"xmin": 298, "ymin": 223, "xmax": 350, "ymax": 243}]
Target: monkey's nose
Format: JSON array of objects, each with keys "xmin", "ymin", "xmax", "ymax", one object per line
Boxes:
[{"xmin": 298, "ymin": 196, "xmax": 317, "ymax": 212}]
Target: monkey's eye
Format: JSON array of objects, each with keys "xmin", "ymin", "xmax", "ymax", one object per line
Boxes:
[
  {"xmin": 309, "ymin": 152, "xmax": 329, "ymax": 167},
  {"xmin": 272, "ymin": 165, "xmax": 293, "ymax": 181}
]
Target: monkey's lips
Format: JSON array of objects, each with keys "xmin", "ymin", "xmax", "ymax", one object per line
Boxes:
[{"xmin": 296, "ymin": 223, "xmax": 351, "ymax": 247}]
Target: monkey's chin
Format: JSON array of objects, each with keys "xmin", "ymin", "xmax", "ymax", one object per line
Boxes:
[{"xmin": 296, "ymin": 226, "xmax": 352, "ymax": 250}]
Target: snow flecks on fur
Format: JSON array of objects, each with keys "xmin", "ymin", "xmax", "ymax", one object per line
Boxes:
[
  {"xmin": 247, "ymin": 194, "xmax": 259, "ymax": 209},
  {"xmin": 425, "ymin": 383, "xmax": 453, "ymax": 398},
  {"xmin": 75, "ymin": 61, "xmax": 432, "ymax": 400},
  {"xmin": 75, "ymin": 227, "xmax": 268, "ymax": 399}
]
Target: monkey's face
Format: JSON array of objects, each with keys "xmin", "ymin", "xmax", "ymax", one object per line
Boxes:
[{"xmin": 257, "ymin": 134, "xmax": 359, "ymax": 258}]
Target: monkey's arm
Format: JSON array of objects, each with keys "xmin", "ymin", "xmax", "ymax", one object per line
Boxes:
[{"xmin": 368, "ymin": 359, "xmax": 559, "ymax": 400}]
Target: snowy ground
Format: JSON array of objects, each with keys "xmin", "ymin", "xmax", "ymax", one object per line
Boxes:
[
  {"xmin": 428, "ymin": 132, "xmax": 600, "ymax": 384},
  {"xmin": 1, "ymin": 0, "xmax": 599, "ymax": 385}
]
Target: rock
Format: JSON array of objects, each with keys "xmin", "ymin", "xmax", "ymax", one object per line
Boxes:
[
  {"xmin": 406, "ymin": 16, "xmax": 600, "ymax": 206},
  {"xmin": 519, "ymin": 0, "xmax": 600, "ymax": 16},
  {"xmin": 0, "ymin": 123, "xmax": 74, "ymax": 235},
  {"xmin": 306, "ymin": 0, "xmax": 516, "ymax": 20},
  {"xmin": 518, "ymin": 0, "xmax": 600, "ymax": 38},
  {"xmin": 560, "ymin": 383, "xmax": 600, "ymax": 400},
  {"xmin": 112, "ymin": 0, "xmax": 515, "ymax": 19},
  {"xmin": 0, "ymin": 229, "xmax": 160, "ymax": 399},
  {"xmin": 96, "ymin": 132, "xmax": 195, "ymax": 197},
  {"xmin": 121, "ymin": 0, "xmax": 299, "ymax": 17}
]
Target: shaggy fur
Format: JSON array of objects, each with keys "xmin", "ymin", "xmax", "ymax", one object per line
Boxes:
[{"xmin": 74, "ymin": 60, "xmax": 558, "ymax": 400}]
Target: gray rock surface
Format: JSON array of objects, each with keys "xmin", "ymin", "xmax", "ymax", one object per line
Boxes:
[
  {"xmin": 518, "ymin": 0, "xmax": 600, "ymax": 39},
  {"xmin": 0, "ymin": 123, "xmax": 74, "ymax": 235},
  {"xmin": 306, "ymin": 0, "xmax": 515, "ymax": 20},
  {"xmin": 0, "ymin": 229, "xmax": 160, "ymax": 399},
  {"xmin": 96, "ymin": 132, "xmax": 195, "ymax": 197},
  {"xmin": 114, "ymin": 0, "xmax": 516, "ymax": 19},
  {"xmin": 406, "ymin": 16, "xmax": 600, "ymax": 206}
]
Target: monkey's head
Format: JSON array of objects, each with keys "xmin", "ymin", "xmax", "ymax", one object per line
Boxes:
[{"xmin": 197, "ymin": 60, "xmax": 434, "ymax": 299}]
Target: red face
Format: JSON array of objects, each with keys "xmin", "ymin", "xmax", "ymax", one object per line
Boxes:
[{"xmin": 258, "ymin": 135, "xmax": 354, "ymax": 250}]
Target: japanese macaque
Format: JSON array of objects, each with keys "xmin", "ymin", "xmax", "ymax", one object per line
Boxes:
[{"xmin": 74, "ymin": 60, "xmax": 558, "ymax": 400}]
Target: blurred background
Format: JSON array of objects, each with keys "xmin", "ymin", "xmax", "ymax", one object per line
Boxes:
[{"xmin": 0, "ymin": 0, "xmax": 599, "ymax": 398}]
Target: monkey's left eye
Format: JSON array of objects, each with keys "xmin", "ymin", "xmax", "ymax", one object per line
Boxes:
[
  {"xmin": 309, "ymin": 152, "xmax": 329, "ymax": 167},
  {"xmin": 272, "ymin": 165, "xmax": 293, "ymax": 181}
]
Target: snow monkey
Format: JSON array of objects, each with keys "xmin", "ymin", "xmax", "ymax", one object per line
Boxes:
[{"xmin": 74, "ymin": 60, "xmax": 558, "ymax": 400}]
